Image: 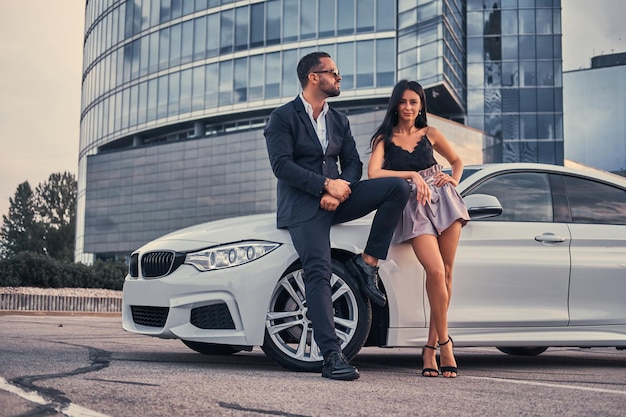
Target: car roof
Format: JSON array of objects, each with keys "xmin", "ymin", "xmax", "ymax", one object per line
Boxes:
[{"xmin": 457, "ymin": 162, "xmax": 626, "ymax": 193}]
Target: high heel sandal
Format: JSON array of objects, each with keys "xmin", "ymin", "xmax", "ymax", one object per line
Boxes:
[
  {"xmin": 438, "ymin": 337, "xmax": 458, "ymax": 378},
  {"xmin": 421, "ymin": 345, "xmax": 440, "ymax": 377}
]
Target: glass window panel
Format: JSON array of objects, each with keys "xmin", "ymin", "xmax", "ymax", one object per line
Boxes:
[
  {"xmin": 148, "ymin": 32, "xmax": 158, "ymax": 73},
  {"xmin": 137, "ymin": 81, "xmax": 147, "ymax": 124},
  {"xmin": 169, "ymin": 23, "xmax": 182, "ymax": 66},
  {"xmin": 193, "ymin": 16, "xmax": 207, "ymax": 61},
  {"xmin": 168, "ymin": 72, "xmax": 180, "ymax": 115},
  {"xmin": 337, "ymin": 0, "xmax": 354, "ymax": 35},
  {"xmin": 234, "ymin": 57, "xmax": 247, "ymax": 103},
  {"xmin": 192, "ymin": 66, "xmax": 205, "ymax": 111},
  {"xmin": 376, "ymin": 0, "xmax": 395, "ymax": 31},
  {"xmin": 536, "ymin": 35, "xmax": 553, "ymax": 59},
  {"xmin": 250, "ymin": 3, "xmax": 265, "ymax": 48},
  {"xmin": 501, "ymin": 10, "xmax": 518, "ymax": 35},
  {"xmin": 520, "ymin": 61, "xmax": 536, "ymax": 86},
  {"xmin": 398, "ymin": 31, "xmax": 417, "ymax": 53},
  {"xmin": 536, "ymin": 9, "xmax": 552, "ymax": 34},
  {"xmin": 537, "ymin": 114, "xmax": 554, "ymax": 139},
  {"xmin": 121, "ymin": 88, "xmax": 130, "ymax": 128},
  {"xmin": 467, "ymin": 63, "xmax": 484, "ymax": 88},
  {"xmin": 235, "ymin": 6, "xmax": 249, "ymax": 51},
  {"xmin": 519, "ymin": 88, "xmax": 536, "ymax": 112},
  {"xmin": 195, "ymin": 0, "xmax": 207, "ymax": 12},
  {"xmin": 501, "ymin": 36, "xmax": 518, "ymax": 60},
  {"xmin": 182, "ymin": 0, "xmax": 194, "ymax": 15},
  {"xmin": 357, "ymin": 0, "xmax": 374, "ymax": 32},
  {"xmin": 267, "ymin": 0, "xmax": 281, "ymax": 45},
  {"xmin": 417, "ymin": 2, "xmax": 438, "ymax": 20},
  {"xmin": 171, "ymin": 0, "xmax": 182, "ymax": 20},
  {"xmin": 281, "ymin": 49, "xmax": 298, "ymax": 96},
  {"xmin": 319, "ymin": 0, "xmax": 335, "ymax": 37},
  {"xmin": 376, "ymin": 38, "xmax": 395, "ymax": 87},
  {"xmin": 158, "ymin": 28, "xmax": 170, "ymax": 70},
  {"xmin": 537, "ymin": 61, "xmax": 553, "ymax": 86},
  {"xmin": 157, "ymin": 75, "xmax": 168, "ymax": 118},
  {"xmin": 399, "ymin": 49, "xmax": 415, "ymax": 70},
  {"xmin": 205, "ymin": 63, "xmax": 218, "ymax": 107},
  {"xmin": 519, "ymin": 9, "xmax": 535, "ymax": 34},
  {"xmin": 141, "ymin": 0, "xmax": 150, "ymax": 31},
  {"xmin": 468, "ymin": 172, "xmax": 552, "ymax": 222},
  {"xmin": 178, "ymin": 21, "xmax": 193, "ymax": 65},
  {"xmin": 502, "ymin": 62, "xmax": 519, "ymax": 86},
  {"xmin": 123, "ymin": 43, "xmax": 132, "ymax": 83},
  {"xmin": 283, "ymin": 0, "xmax": 298, "ymax": 42},
  {"xmin": 180, "ymin": 68, "xmax": 192, "ymax": 113},
  {"xmin": 147, "ymin": 78, "xmax": 158, "ymax": 121},
  {"xmin": 150, "ymin": 0, "xmax": 160, "ymax": 25},
  {"xmin": 300, "ymin": 0, "xmax": 316, "ymax": 39},
  {"xmin": 218, "ymin": 60, "xmax": 233, "ymax": 105},
  {"xmin": 521, "ymin": 114, "xmax": 537, "ymax": 139},
  {"xmin": 220, "ymin": 9, "xmax": 234, "ymax": 54},
  {"xmin": 467, "ymin": 37, "xmax": 482, "ymax": 63},
  {"xmin": 466, "ymin": 11, "xmax": 483, "ymax": 36},
  {"xmin": 563, "ymin": 176, "xmax": 626, "ymax": 225},
  {"xmin": 124, "ymin": 0, "xmax": 134, "ymax": 38},
  {"xmin": 160, "ymin": 0, "xmax": 170, "ymax": 23},
  {"xmin": 518, "ymin": 35, "xmax": 536, "ymax": 60},
  {"xmin": 537, "ymin": 87, "xmax": 554, "ymax": 112},
  {"xmin": 139, "ymin": 36, "xmax": 149, "ymax": 76},
  {"xmin": 265, "ymin": 52, "xmax": 280, "ymax": 98},
  {"xmin": 129, "ymin": 84, "xmax": 139, "ymax": 126},
  {"xmin": 249, "ymin": 55, "xmax": 264, "ymax": 100},
  {"xmin": 398, "ymin": 9, "xmax": 417, "ymax": 30},
  {"xmin": 207, "ymin": 13, "xmax": 219, "ymax": 57},
  {"xmin": 336, "ymin": 42, "xmax": 354, "ymax": 90}
]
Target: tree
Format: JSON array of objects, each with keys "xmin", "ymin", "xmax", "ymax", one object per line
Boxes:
[
  {"xmin": 0, "ymin": 181, "xmax": 46, "ymax": 258},
  {"xmin": 35, "ymin": 172, "xmax": 77, "ymax": 262}
]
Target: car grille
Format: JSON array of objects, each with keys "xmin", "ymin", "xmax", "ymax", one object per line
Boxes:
[
  {"xmin": 140, "ymin": 251, "xmax": 184, "ymax": 278},
  {"xmin": 131, "ymin": 306, "xmax": 169, "ymax": 327},
  {"xmin": 190, "ymin": 303, "xmax": 235, "ymax": 329}
]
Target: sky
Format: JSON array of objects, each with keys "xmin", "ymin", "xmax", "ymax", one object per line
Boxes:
[{"xmin": 0, "ymin": 0, "xmax": 625, "ymax": 219}]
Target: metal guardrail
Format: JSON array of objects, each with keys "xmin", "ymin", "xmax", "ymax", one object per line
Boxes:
[{"xmin": 0, "ymin": 293, "xmax": 122, "ymax": 313}]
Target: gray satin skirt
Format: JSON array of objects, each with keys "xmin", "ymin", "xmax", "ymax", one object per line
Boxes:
[{"xmin": 392, "ymin": 164, "xmax": 470, "ymax": 244}]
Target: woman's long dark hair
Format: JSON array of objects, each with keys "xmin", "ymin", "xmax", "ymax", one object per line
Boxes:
[{"xmin": 370, "ymin": 80, "xmax": 428, "ymax": 151}]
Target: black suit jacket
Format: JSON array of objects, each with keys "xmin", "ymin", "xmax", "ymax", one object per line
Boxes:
[{"xmin": 264, "ymin": 96, "xmax": 363, "ymax": 228}]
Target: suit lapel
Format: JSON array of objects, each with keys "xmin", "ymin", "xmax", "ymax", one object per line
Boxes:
[{"xmin": 295, "ymin": 97, "xmax": 324, "ymax": 154}]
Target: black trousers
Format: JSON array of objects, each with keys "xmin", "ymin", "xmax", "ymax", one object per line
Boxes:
[{"xmin": 287, "ymin": 177, "xmax": 410, "ymax": 358}]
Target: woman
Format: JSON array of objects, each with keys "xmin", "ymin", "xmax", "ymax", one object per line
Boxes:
[{"xmin": 368, "ymin": 80, "xmax": 469, "ymax": 378}]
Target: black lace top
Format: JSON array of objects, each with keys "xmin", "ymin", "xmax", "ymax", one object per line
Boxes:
[{"xmin": 383, "ymin": 135, "xmax": 438, "ymax": 172}]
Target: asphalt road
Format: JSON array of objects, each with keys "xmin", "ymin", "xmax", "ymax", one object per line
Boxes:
[{"xmin": 0, "ymin": 315, "xmax": 625, "ymax": 417}]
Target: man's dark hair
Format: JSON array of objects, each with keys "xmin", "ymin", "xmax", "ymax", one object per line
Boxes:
[{"xmin": 297, "ymin": 51, "xmax": 331, "ymax": 88}]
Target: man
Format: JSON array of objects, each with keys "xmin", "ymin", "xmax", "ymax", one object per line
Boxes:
[{"xmin": 264, "ymin": 52, "xmax": 410, "ymax": 381}]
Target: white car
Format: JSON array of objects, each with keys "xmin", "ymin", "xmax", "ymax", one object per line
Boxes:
[{"xmin": 122, "ymin": 163, "xmax": 626, "ymax": 371}]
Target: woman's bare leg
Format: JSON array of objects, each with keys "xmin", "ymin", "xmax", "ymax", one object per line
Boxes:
[
  {"xmin": 411, "ymin": 234, "xmax": 447, "ymax": 376},
  {"xmin": 436, "ymin": 220, "xmax": 463, "ymax": 377}
]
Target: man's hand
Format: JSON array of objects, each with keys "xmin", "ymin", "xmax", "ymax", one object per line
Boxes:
[
  {"xmin": 320, "ymin": 194, "xmax": 341, "ymax": 211},
  {"xmin": 325, "ymin": 178, "xmax": 351, "ymax": 202}
]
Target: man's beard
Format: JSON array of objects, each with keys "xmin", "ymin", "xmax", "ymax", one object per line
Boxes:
[{"xmin": 320, "ymin": 79, "xmax": 340, "ymax": 97}]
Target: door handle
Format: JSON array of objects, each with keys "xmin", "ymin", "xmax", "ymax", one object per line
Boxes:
[{"xmin": 534, "ymin": 233, "xmax": 565, "ymax": 243}]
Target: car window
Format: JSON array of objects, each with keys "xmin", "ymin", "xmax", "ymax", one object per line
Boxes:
[
  {"xmin": 467, "ymin": 172, "xmax": 553, "ymax": 222},
  {"xmin": 561, "ymin": 175, "xmax": 626, "ymax": 225}
]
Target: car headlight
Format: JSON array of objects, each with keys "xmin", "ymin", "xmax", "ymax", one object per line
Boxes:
[{"xmin": 184, "ymin": 241, "xmax": 281, "ymax": 271}]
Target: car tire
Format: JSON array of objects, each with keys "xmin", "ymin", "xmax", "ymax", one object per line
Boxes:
[
  {"xmin": 262, "ymin": 259, "xmax": 372, "ymax": 372},
  {"xmin": 181, "ymin": 340, "xmax": 243, "ymax": 355},
  {"xmin": 496, "ymin": 346, "xmax": 548, "ymax": 356}
]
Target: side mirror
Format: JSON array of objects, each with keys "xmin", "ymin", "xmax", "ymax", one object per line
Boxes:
[{"xmin": 463, "ymin": 194, "xmax": 503, "ymax": 220}]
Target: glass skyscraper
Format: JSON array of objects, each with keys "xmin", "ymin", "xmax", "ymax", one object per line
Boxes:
[{"xmin": 77, "ymin": 0, "xmax": 562, "ymax": 262}]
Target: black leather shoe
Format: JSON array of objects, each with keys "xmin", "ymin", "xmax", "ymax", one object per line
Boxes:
[
  {"xmin": 346, "ymin": 254, "xmax": 387, "ymax": 306},
  {"xmin": 321, "ymin": 352, "xmax": 360, "ymax": 381}
]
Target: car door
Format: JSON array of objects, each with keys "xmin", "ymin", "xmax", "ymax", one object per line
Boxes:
[
  {"xmin": 449, "ymin": 170, "xmax": 571, "ymax": 327},
  {"xmin": 559, "ymin": 174, "xmax": 626, "ymax": 325}
]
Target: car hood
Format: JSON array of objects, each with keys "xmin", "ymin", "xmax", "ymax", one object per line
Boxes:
[{"xmin": 135, "ymin": 213, "xmax": 293, "ymax": 253}]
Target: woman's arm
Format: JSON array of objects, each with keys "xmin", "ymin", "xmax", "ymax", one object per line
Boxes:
[{"xmin": 429, "ymin": 127, "xmax": 464, "ymax": 187}]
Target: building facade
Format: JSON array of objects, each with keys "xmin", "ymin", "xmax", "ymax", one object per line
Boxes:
[
  {"xmin": 563, "ymin": 52, "xmax": 626, "ymax": 176},
  {"xmin": 78, "ymin": 0, "xmax": 562, "ymax": 262}
]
